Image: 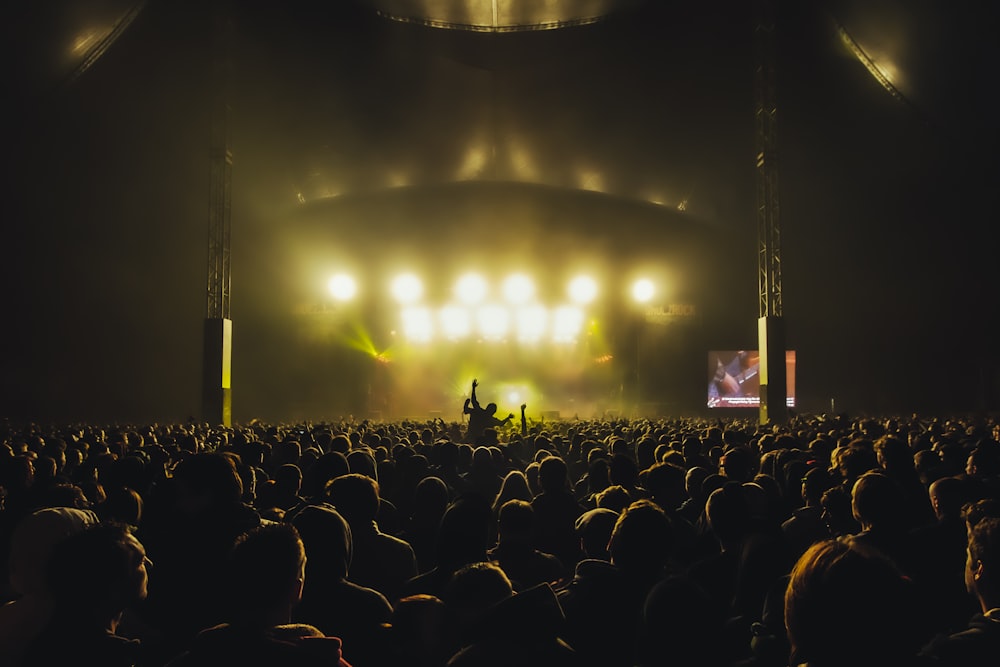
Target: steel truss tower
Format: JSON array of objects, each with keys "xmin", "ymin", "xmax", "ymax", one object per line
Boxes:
[
  {"xmin": 754, "ymin": 0, "xmax": 787, "ymax": 423},
  {"xmin": 202, "ymin": 3, "xmax": 233, "ymax": 426}
]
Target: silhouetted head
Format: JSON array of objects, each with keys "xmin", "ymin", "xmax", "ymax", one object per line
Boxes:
[
  {"xmin": 326, "ymin": 473, "xmax": 380, "ymax": 526},
  {"xmin": 851, "ymin": 471, "xmax": 905, "ymax": 531},
  {"xmin": 785, "ymin": 537, "xmax": 919, "ymax": 667},
  {"xmin": 609, "ymin": 499, "xmax": 673, "ymax": 577},
  {"xmin": 486, "ymin": 402, "xmax": 498, "ymax": 415},
  {"xmin": 292, "ymin": 504, "xmax": 352, "ymax": 581},
  {"xmin": 538, "ymin": 456, "xmax": 569, "ymax": 494}
]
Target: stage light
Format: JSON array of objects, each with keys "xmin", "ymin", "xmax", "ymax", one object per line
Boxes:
[
  {"xmin": 568, "ymin": 275, "xmax": 598, "ymax": 304},
  {"xmin": 515, "ymin": 305, "xmax": 547, "ymax": 342},
  {"xmin": 477, "ymin": 304, "xmax": 509, "ymax": 339},
  {"xmin": 440, "ymin": 305, "xmax": 472, "ymax": 339},
  {"xmin": 328, "ymin": 273, "xmax": 357, "ymax": 302},
  {"xmin": 401, "ymin": 307, "xmax": 433, "ymax": 342},
  {"xmin": 391, "ymin": 273, "xmax": 423, "ymax": 304},
  {"xmin": 455, "ymin": 273, "xmax": 488, "ymax": 304},
  {"xmin": 631, "ymin": 278, "xmax": 655, "ymax": 304},
  {"xmin": 552, "ymin": 305, "xmax": 584, "ymax": 342},
  {"xmin": 502, "ymin": 273, "xmax": 535, "ymax": 304}
]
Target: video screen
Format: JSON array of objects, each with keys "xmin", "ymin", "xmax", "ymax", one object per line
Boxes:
[{"xmin": 707, "ymin": 350, "xmax": 796, "ymax": 408}]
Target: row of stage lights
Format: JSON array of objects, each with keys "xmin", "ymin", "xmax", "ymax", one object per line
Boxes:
[{"xmin": 326, "ymin": 272, "xmax": 661, "ymax": 344}]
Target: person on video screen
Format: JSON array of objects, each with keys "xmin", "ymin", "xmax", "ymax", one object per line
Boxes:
[{"xmin": 708, "ymin": 351, "xmax": 760, "ymax": 406}]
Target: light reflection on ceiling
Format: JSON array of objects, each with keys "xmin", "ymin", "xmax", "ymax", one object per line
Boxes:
[{"xmin": 360, "ymin": 0, "xmax": 646, "ymax": 31}]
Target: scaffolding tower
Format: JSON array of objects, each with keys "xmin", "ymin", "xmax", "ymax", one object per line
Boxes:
[{"xmin": 754, "ymin": 0, "xmax": 787, "ymax": 423}]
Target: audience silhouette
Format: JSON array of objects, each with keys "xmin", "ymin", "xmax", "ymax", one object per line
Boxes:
[{"xmin": 2, "ymin": 410, "xmax": 1000, "ymax": 667}]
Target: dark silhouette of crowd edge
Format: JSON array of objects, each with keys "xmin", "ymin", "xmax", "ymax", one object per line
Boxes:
[{"xmin": 1, "ymin": 411, "xmax": 1000, "ymax": 667}]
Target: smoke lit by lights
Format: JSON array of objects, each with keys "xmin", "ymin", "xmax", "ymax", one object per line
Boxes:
[
  {"xmin": 477, "ymin": 304, "xmax": 510, "ymax": 339},
  {"xmin": 502, "ymin": 273, "xmax": 535, "ymax": 304},
  {"xmin": 577, "ymin": 169, "xmax": 605, "ymax": 192},
  {"xmin": 568, "ymin": 275, "xmax": 598, "ymax": 304},
  {"xmin": 631, "ymin": 278, "xmax": 655, "ymax": 303},
  {"xmin": 391, "ymin": 273, "xmax": 424, "ymax": 304},
  {"xmin": 455, "ymin": 273, "xmax": 489, "ymax": 304},
  {"xmin": 327, "ymin": 274, "xmax": 357, "ymax": 301},
  {"xmin": 401, "ymin": 306, "xmax": 433, "ymax": 342},
  {"xmin": 509, "ymin": 142, "xmax": 540, "ymax": 181},
  {"xmin": 456, "ymin": 146, "xmax": 488, "ymax": 180},
  {"xmin": 71, "ymin": 29, "xmax": 109, "ymax": 56}
]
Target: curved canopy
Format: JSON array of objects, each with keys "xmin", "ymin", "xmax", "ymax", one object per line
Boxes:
[{"xmin": 359, "ymin": 0, "xmax": 644, "ymax": 30}]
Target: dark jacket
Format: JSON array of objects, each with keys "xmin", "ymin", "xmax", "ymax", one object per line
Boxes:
[
  {"xmin": 167, "ymin": 623, "xmax": 351, "ymax": 667},
  {"xmin": 919, "ymin": 611, "xmax": 1000, "ymax": 667},
  {"xmin": 448, "ymin": 583, "xmax": 579, "ymax": 667}
]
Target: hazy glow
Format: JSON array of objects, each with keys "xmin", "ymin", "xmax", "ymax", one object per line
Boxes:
[
  {"xmin": 455, "ymin": 273, "xmax": 488, "ymax": 304},
  {"xmin": 552, "ymin": 305, "xmax": 584, "ymax": 342},
  {"xmin": 577, "ymin": 169, "xmax": 605, "ymax": 193},
  {"xmin": 632, "ymin": 278, "xmax": 655, "ymax": 303},
  {"xmin": 568, "ymin": 275, "xmax": 598, "ymax": 304},
  {"xmin": 71, "ymin": 28, "xmax": 107, "ymax": 56},
  {"xmin": 837, "ymin": 25, "xmax": 908, "ymax": 104},
  {"xmin": 477, "ymin": 304, "xmax": 510, "ymax": 339},
  {"xmin": 328, "ymin": 274, "xmax": 357, "ymax": 301},
  {"xmin": 391, "ymin": 273, "xmax": 424, "ymax": 304},
  {"xmin": 871, "ymin": 55, "xmax": 900, "ymax": 85},
  {"xmin": 515, "ymin": 305, "xmax": 548, "ymax": 342},
  {"xmin": 502, "ymin": 273, "xmax": 535, "ymax": 304},
  {"xmin": 440, "ymin": 305, "xmax": 472, "ymax": 339},
  {"xmin": 456, "ymin": 145, "xmax": 487, "ymax": 180},
  {"xmin": 509, "ymin": 142, "xmax": 540, "ymax": 181},
  {"xmin": 387, "ymin": 170, "xmax": 410, "ymax": 188},
  {"xmin": 401, "ymin": 307, "xmax": 433, "ymax": 342}
]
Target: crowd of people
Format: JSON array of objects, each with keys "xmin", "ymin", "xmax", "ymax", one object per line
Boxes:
[{"xmin": 1, "ymin": 397, "xmax": 1000, "ymax": 666}]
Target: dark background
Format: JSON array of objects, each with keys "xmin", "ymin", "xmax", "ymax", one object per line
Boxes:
[{"xmin": 3, "ymin": 0, "xmax": 997, "ymax": 423}]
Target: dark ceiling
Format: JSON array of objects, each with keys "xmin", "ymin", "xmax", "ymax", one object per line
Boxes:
[{"xmin": 4, "ymin": 0, "xmax": 998, "ymax": 420}]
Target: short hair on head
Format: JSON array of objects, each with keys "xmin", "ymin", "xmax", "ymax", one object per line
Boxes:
[
  {"xmin": 928, "ymin": 476, "xmax": 971, "ymax": 519},
  {"xmin": 229, "ymin": 522, "xmax": 305, "ymax": 615},
  {"xmin": 172, "ymin": 452, "xmax": 243, "ymax": 507},
  {"xmin": 46, "ymin": 521, "xmax": 146, "ymax": 613},
  {"xmin": 851, "ymin": 471, "xmax": 905, "ymax": 529},
  {"xmin": 784, "ymin": 537, "xmax": 918, "ymax": 666},
  {"xmin": 537, "ymin": 455, "xmax": 569, "ymax": 493},
  {"xmin": 594, "ymin": 485, "xmax": 632, "ymax": 512},
  {"xmin": 497, "ymin": 499, "xmax": 534, "ymax": 539},
  {"xmin": 445, "ymin": 561, "xmax": 513, "ymax": 617},
  {"xmin": 968, "ymin": 516, "xmax": 1000, "ymax": 576},
  {"xmin": 326, "ymin": 472, "xmax": 380, "ymax": 523},
  {"xmin": 609, "ymin": 499, "xmax": 672, "ymax": 574},
  {"xmin": 964, "ymin": 498, "xmax": 1000, "ymax": 528}
]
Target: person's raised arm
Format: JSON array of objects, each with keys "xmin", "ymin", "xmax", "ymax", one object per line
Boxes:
[
  {"xmin": 520, "ymin": 403, "xmax": 527, "ymax": 437},
  {"xmin": 470, "ymin": 378, "xmax": 482, "ymax": 409}
]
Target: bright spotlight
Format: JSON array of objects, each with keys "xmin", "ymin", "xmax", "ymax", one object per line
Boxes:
[
  {"xmin": 391, "ymin": 273, "xmax": 423, "ymax": 304},
  {"xmin": 552, "ymin": 305, "xmax": 584, "ymax": 342},
  {"xmin": 440, "ymin": 305, "xmax": 472, "ymax": 339},
  {"xmin": 477, "ymin": 304, "xmax": 509, "ymax": 339},
  {"xmin": 515, "ymin": 305, "xmax": 547, "ymax": 342},
  {"xmin": 328, "ymin": 273, "xmax": 357, "ymax": 302},
  {"xmin": 401, "ymin": 307, "xmax": 433, "ymax": 342},
  {"xmin": 455, "ymin": 273, "xmax": 488, "ymax": 304},
  {"xmin": 502, "ymin": 273, "xmax": 535, "ymax": 304},
  {"xmin": 632, "ymin": 278, "xmax": 655, "ymax": 304},
  {"xmin": 568, "ymin": 275, "xmax": 598, "ymax": 304}
]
